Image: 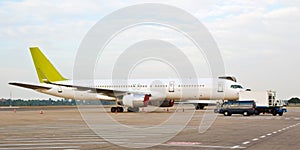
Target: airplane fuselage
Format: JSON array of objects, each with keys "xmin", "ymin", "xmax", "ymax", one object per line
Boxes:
[{"xmin": 37, "ymin": 78, "xmax": 240, "ymax": 101}]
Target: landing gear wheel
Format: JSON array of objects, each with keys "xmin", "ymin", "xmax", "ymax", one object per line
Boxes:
[
  {"xmin": 117, "ymin": 107, "xmax": 124, "ymax": 112},
  {"xmin": 127, "ymin": 107, "xmax": 139, "ymax": 112},
  {"xmin": 195, "ymin": 104, "xmax": 205, "ymax": 110},
  {"xmin": 111, "ymin": 107, "xmax": 117, "ymax": 113},
  {"xmin": 111, "ymin": 107, "xmax": 124, "ymax": 113}
]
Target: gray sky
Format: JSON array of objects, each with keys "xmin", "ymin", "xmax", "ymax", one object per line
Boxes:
[{"xmin": 1, "ymin": 0, "xmax": 299, "ymax": 100}]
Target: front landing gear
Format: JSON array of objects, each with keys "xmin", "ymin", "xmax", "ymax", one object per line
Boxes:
[
  {"xmin": 195, "ymin": 103, "xmax": 205, "ymax": 110},
  {"xmin": 111, "ymin": 107, "xmax": 124, "ymax": 113}
]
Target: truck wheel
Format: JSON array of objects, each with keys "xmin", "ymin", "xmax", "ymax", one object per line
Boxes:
[
  {"xmin": 243, "ymin": 111, "xmax": 249, "ymax": 116},
  {"xmin": 224, "ymin": 111, "xmax": 231, "ymax": 116},
  {"xmin": 278, "ymin": 112, "xmax": 283, "ymax": 116},
  {"xmin": 254, "ymin": 110, "xmax": 260, "ymax": 115},
  {"xmin": 272, "ymin": 111, "xmax": 277, "ymax": 116}
]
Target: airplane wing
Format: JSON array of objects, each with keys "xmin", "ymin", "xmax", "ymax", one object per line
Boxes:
[
  {"xmin": 45, "ymin": 81, "xmax": 139, "ymax": 98},
  {"xmin": 9, "ymin": 82, "xmax": 52, "ymax": 90},
  {"xmin": 176, "ymin": 100, "xmax": 217, "ymax": 105}
]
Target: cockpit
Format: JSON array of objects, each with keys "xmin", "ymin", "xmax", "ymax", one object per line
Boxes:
[{"xmin": 230, "ymin": 84, "xmax": 243, "ymax": 89}]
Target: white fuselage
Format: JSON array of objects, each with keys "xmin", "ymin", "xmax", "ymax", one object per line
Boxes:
[{"xmin": 37, "ymin": 78, "xmax": 241, "ymax": 101}]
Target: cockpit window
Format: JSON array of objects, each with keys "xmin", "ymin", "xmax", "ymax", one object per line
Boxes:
[{"xmin": 231, "ymin": 85, "xmax": 243, "ymax": 89}]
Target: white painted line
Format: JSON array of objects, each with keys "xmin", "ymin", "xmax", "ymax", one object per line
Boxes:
[
  {"xmin": 161, "ymin": 144, "xmax": 246, "ymax": 149},
  {"xmin": 1, "ymin": 139, "xmax": 104, "ymax": 143},
  {"xmin": 167, "ymin": 142, "xmax": 201, "ymax": 145},
  {"xmin": 0, "ymin": 141, "xmax": 106, "ymax": 147},
  {"xmin": 4, "ymin": 137, "xmax": 100, "ymax": 141},
  {"xmin": 260, "ymin": 135, "xmax": 266, "ymax": 138},
  {"xmin": 240, "ymin": 122, "xmax": 300, "ymax": 148},
  {"xmin": 242, "ymin": 141, "xmax": 250, "ymax": 145},
  {"xmin": 0, "ymin": 146, "xmax": 79, "ymax": 150},
  {"xmin": 231, "ymin": 145, "xmax": 241, "ymax": 149}
]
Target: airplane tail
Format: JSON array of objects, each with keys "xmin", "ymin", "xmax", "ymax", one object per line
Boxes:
[{"xmin": 30, "ymin": 47, "xmax": 67, "ymax": 83}]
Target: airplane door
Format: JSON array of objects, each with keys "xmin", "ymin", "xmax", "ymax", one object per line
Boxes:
[
  {"xmin": 58, "ymin": 86, "xmax": 62, "ymax": 93},
  {"xmin": 217, "ymin": 82, "xmax": 223, "ymax": 92},
  {"xmin": 169, "ymin": 81, "xmax": 175, "ymax": 92}
]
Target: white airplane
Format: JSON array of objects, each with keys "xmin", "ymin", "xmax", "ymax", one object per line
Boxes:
[{"xmin": 9, "ymin": 47, "xmax": 244, "ymax": 112}]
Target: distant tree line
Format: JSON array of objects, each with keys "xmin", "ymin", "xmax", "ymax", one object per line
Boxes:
[
  {"xmin": 0, "ymin": 98, "xmax": 114, "ymax": 106},
  {"xmin": 1, "ymin": 97, "xmax": 299, "ymax": 106},
  {"xmin": 288, "ymin": 97, "xmax": 300, "ymax": 104}
]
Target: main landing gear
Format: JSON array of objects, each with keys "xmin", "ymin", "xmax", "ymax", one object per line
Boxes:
[
  {"xmin": 195, "ymin": 103, "xmax": 205, "ymax": 110},
  {"xmin": 127, "ymin": 107, "xmax": 139, "ymax": 112},
  {"xmin": 111, "ymin": 107, "xmax": 124, "ymax": 113},
  {"xmin": 110, "ymin": 107, "xmax": 140, "ymax": 113}
]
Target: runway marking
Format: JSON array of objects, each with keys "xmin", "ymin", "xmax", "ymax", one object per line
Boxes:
[
  {"xmin": 231, "ymin": 145, "xmax": 241, "ymax": 149},
  {"xmin": 4, "ymin": 137, "xmax": 102, "ymax": 141},
  {"xmin": 0, "ymin": 141, "xmax": 106, "ymax": 147},
  {"xmin": 161, "ymin": 143, "xmax": 245, "ymax": 149},
  {"xmin": 0, "ymin": 146, "xmax": 79, "ymax": 150},
  {"xmin": 167, "ymin": 142, "xmax": 201, "ymax": 145},
  {"xmin": 242, "ymin": 141, "xmax": 250, "ymax": 145},
  {"xmin": 1, "ymin": 139, "xmax": 104, "ymax": 143},
  {"xmin": 259, "ymin": 135, "xmax": 266, "ymax": 138},
  {"xmin": 239, "ymin": 122, "xmax": 300, "ymax": 146}
]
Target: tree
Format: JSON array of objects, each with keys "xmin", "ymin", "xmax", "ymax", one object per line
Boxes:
[{"xmin": 288, "ymin": 97, "xmax": 300, "ymax": 104}]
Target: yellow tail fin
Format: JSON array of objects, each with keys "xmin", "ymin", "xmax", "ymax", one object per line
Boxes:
[{"xmin": 30, "ymin": 47, "xmax": 67, "ymax": 83}]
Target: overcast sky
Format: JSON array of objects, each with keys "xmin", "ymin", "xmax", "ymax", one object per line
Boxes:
[{"xmin": 1, "ymin": 0, "xmax": 299, "ymax": 100}]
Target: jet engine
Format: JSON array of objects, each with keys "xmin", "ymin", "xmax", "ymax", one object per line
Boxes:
[
  {"xmin": 159, "ymin": 99, "xmax": 175, "ymax": 107},
  {"xmin": 122, "ymin": 94, "xmax": 150, "ymax": 108},
  {"xmin": 149, "ymin": 99, "xmax": 175, "ymax": 107}
]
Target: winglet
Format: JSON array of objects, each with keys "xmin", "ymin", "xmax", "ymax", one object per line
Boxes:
[{"xmin": 30, "ymin": 47, "xmax": 67, "ymax": 83}]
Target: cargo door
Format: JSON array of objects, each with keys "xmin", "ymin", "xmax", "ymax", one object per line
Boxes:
[
  {"xmin": 217, "ymin": 82, "xmax": 224, "ymax": 92},
  {"xmin": 169, "ymin": 81, "xmax": 175, "ymax": 92}
]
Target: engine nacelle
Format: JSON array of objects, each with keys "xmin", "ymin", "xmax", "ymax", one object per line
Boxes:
[
  {"xmin": 150, "ymin": 99, "xmax": 175, "ymax": 107},
  {"xmin": 159, "ymin": 100, "xmax": 175, "ymax": 107},
  {"xmin": 122, "ymin": 94, "xmax": 150, "ymax": 108}
]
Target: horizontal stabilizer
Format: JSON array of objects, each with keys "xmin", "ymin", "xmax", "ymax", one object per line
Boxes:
[{"xmin": 9, "ymin": 82, "xmax": 51, "ymax": 90}]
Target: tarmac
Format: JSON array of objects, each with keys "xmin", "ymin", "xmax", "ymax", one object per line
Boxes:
[{"xmin": 0, "ymin": 105, "xmax": 299, "ymax": 150}]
